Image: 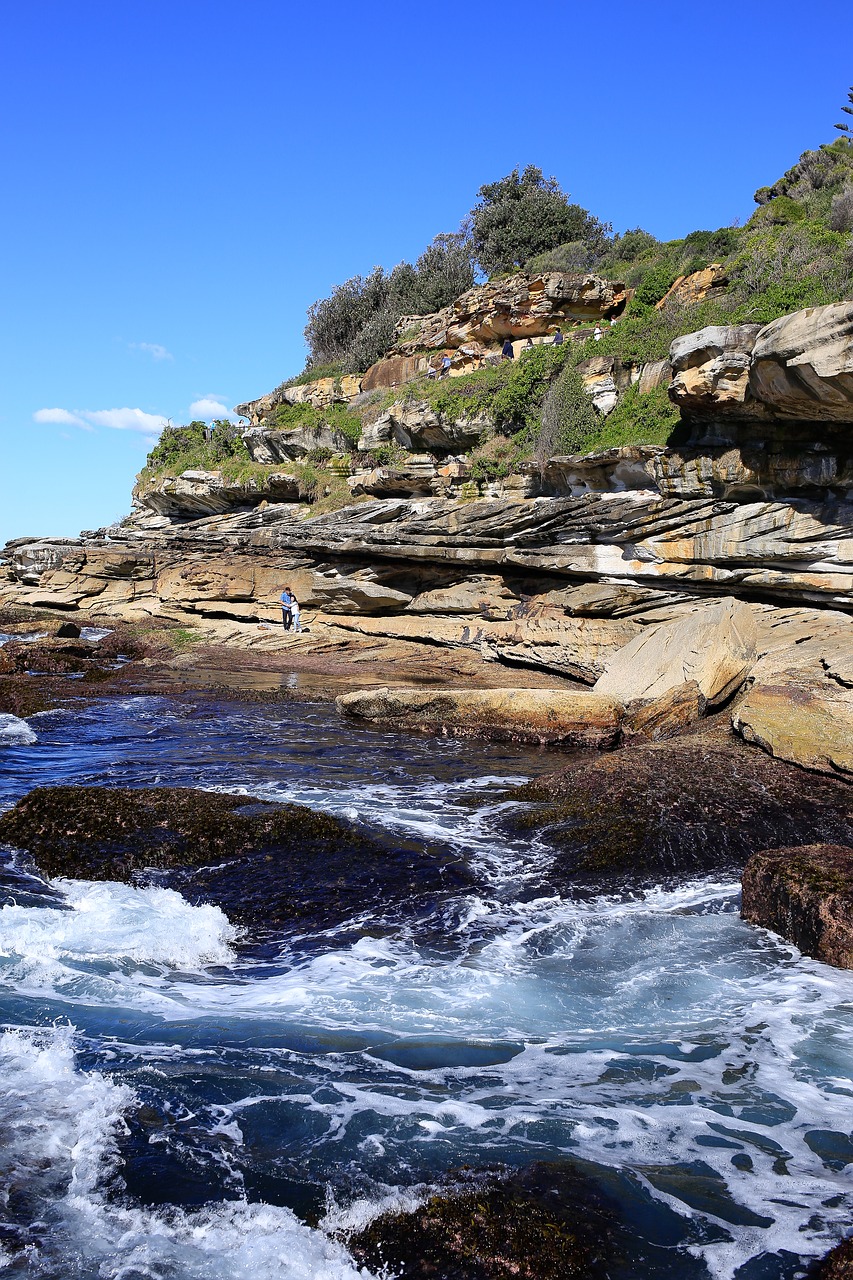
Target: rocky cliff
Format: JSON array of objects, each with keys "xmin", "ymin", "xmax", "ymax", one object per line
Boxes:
[{"xmin": 3, "ymin": 300, "xmax": 853, "ymax": 777}]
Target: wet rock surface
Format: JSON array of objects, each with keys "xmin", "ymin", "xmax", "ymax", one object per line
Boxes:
[
  {"xmin": 503, "ymin": 721, "xmax": 853, "ymax": 881},
  {"xmin": 741, "ymin": 844, "xmax": 853, "ymax": 968},
  {"xmin": 346, "ymin": 1164, "xmax": 631, "ymax": 1280},
  {"xmin": 812, "ymin": 1238, "xmax": 853, "ymax": 1278},
  {"xmin": 0, "ymin": 786, "xmax": 468, "ymax": 933}
]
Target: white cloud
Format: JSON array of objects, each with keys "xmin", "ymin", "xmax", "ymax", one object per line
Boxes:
[
  {"xmin": 130, "ymin": 342, "xmax": 173, "ymax": 361},
  {"xmin": 84, "ymin": 407, "xmax": 169, "ymax": 434},
  {"xmin": 33, "ymin": 406, "xmax": 168, "ymax": 435},
  {"xmin": 189, "ymin": 397, "xmax": 239, "ymax": 422},
  {"xmin": 33, "ymin": 407, "xmax": 92, "ymax": 430}
]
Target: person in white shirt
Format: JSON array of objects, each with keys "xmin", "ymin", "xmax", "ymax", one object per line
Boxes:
[{"xmin": 290, "ymin": 595, "xmax": 302, "ymax": 633}]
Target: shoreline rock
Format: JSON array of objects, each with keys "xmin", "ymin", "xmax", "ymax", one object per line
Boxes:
[
  {"xmin": 741, "ymin": 844, "xmax": 853, "ymax": 967},
  {"xmin": 336, "ymin": 686, "xmax": 623, "ymax": 748}
]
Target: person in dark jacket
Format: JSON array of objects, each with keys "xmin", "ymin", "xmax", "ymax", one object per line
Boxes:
[
  {"xmin": 552, "ymin": 328, "xmax": 564, "ymax": 345},
  {"xmin": 501, "ymin": 337, "xmax": 514, "ymax": 360},
  {"xmin": 280, "ymin": 587, "xmax": 293, "ymax": 630}
]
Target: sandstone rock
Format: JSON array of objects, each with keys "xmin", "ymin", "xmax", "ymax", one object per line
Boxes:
[
  {"xmin": 309, "ymin": 575, "xmax": 414, "ymax": 614},
  {"xmin": 348, "ymin": 456, "xmax": 437, "ymax": 497},
  {"xmin": 595, "ymin": 599, "xmax": 758, "ymax": 706},
  {"xmin": 733, "ymin": 670, "xmax": 853, "ymax": 778},
  {"xmin": 637, "ymin": 358, "xmax": 672, "ymax": 394},
  {"xmin": 337, "ymin": 686, "xmax": 623, "ymax": 747},
  {"xmin": 669, "ymin": 324, "xmax": 763, "ymax": 417},
  {"xmin": 656, "ymin": 264, "xmax": 728, "ymax": 310},
  {"xmin": 361, "ymin": 354, "xmax": 429, "ymax": 391},
  {"xmin": 136, "ymin": 470, "xmax": 301, "ymax": 517},
  {"xmin": 577, "ymin": 355, "xmax": 640, "ymax": 415},
  {"xmin": 741, "ymin": 844, "xmax": 853, "ymax": 967},
  {"xmin": 359, "ymin": 401, "xmax": 490, "ymax": 454},
  {"xmin": 392, "ymin": 272, "xmax": 629, "ymax": 354},
  {"xmin": 542, "ymin": 446, "xmax": 661, "ymax": 495},
  {"xmin": 622, "ymin": 680, "xmax": 705, "ymax": 741},
  {"xmin": 242, "ymin": 424, "xmax": 350, "ymax": 463},
  {"xmin": 234, "ymin": 374, "xmax": 363, "ymax": 425},
  {"xmin": 749, "ymin": 301, "xmax": 853, "ymax": 421}
]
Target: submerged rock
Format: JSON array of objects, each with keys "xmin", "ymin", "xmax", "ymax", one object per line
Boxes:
[
  {"xmin": 0, "ymin": 786, "xmax": 467, "ymax": 932},
  {"xmin": 741, "ymin": 844, "xmax": 853, "ymax": 968},
  {"xmin": 503, "ymin": 722, "xmax": 853, "ymax": 880}
]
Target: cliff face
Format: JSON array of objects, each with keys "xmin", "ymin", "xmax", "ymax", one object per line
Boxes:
[{"xmin": 3, "ymin": 300, "xmax": 853, "ymax": 777}]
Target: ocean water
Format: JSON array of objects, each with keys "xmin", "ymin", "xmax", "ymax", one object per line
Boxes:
[{"xmin": 0, "ymin": 694, "xmax": 851, "ymax": 1279}]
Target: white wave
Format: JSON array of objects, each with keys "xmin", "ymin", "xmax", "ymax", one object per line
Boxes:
[
  {"xmin": 0, "ymin": 713, "xmax": 37, "ymax": 746},
  {"xmin": 0, "ymin": 1026, "xmax": 376, "ymax": 1279},
  {"xmin": 0, "ymin": 879, "xmax": 239, "ymax": 967}
]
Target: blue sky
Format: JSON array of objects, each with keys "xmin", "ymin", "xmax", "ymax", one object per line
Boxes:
[{"xmin": 1, "ymin": 0, "xmax": 850, "ymax": 545}]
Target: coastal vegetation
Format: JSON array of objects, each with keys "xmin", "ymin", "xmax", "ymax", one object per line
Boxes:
[{"xmin": 139, "ymin": 128, "xmax": 853, "ymax": 511}]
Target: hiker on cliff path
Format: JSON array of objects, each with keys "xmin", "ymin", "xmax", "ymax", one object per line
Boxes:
[
  {"xmin": 552, "ymin": 328, "xmax": 564, "ymax": 345},
  {"xmin": 280, "ymin": 587, "xmax": 293, "ymax": 631},
  {"xmin": 501, "ymin": 337, "xmax": 514, "ymax": 360}
]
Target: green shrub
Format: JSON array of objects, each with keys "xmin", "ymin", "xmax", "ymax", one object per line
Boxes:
[
  {"xmin": 582, "ymin": 385, "xmax": 680, "ymax": 451},
  {"xmin": 468, "ymin": 432, "xmax": 531, "ymax": 481},
  {"xmin": 269, "ymin": 400, "xmax": 363, "ymax": 444},
  {"xmin": 143, "ymin": 420, "xmax": 248, "ymax": 476}
]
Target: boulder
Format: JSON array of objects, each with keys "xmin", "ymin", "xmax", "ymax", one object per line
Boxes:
[
  {"xmin": 503, "ymin": 723, "xmax": 853, "ymax": 881},
  {"xmin": 741, "ymin": 844, "xmax": 853, "ymax": 968},
  {"xmin": 337, "ymin": 686, "xmax": 623, "ymax": 747},
  {"xmin": 242, "ymin": 424, "xmax": 350, "ymax": 462},
  {"xmin": 669, "ymin": 324, "xmax": 763, "ymax": 418},
  {"xmin": 749, "ymin": 301, "xmax": 853, "ymax": 421},
  {"xmin": 733, "ymin": 670, "xmax": 853, "ymax": 778},
  {"xmin": 348, "ymin": 456, "xmax": 437, "ymax": 497},
  {"xmin": 656, "ymin": 263, "xmax": 728, "ymax": 310},
  {"xmin": 811, "ymin": 1239, "xmax": 853, "ymax": 1278},
  {"xmin": 594, "ymin": 599, "xmax": 758, "ymax": 707}
]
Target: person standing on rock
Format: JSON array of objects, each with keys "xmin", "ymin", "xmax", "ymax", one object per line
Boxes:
[
  {"xmin": 280, "ymin": 587, "xmax": 293, "ymax": 631},
  {"xmin": 501, "ymin": 337, "xmax": 514, "ymax": 361},
  {"xmin": 290, "ymin": 594, "xmax": 302, "ymax": 633},
  {"xmin": 441, "ymin": 354, "xmax": 452, "ymax": 379}
]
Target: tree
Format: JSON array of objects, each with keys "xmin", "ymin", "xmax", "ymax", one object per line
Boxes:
[
  {"xmin": 469, "ymin": 165, "xmax": 610, "ymax": 277},
  {"xmin": 303, "ymin": 234, "xmax": 475, "ymax": 373},
  {"xmin": 835, "ymin": 84, "xmax": 853, "ymax": 140}
]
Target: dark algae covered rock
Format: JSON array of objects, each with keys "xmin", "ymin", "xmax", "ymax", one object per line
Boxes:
[
  {"xmin": 502, "ymin": 722, "xmax": 853, "ymax": 882},
  {"xmin": 0, "ymin": 785, "xmax": 468, "ymax": 933},
  {"xmin": 742, "ymin": 844, "xmax": 853, "ymax": 968},
  {"xmin": 812, "ymin": 1238, "xmax": 853, "ymax": 1278},
  {"xmin": 346, "ymin": 1163, "xmax": 632, "ymax": 1280}
]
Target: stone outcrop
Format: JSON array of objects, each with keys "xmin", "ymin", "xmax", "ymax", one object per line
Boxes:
[
  {"xmin": 337, "ymin": 686, "xmax": 623, "ymax": 747},
  {"xmin": 595, "ymin": 599, "xmax": 758, "ymax": 707},
  {"xmin": 741, "ymin": 844, "xmax": 853, "ymax": 967},
  {"xmin": 390, "ymin": 272, "xmax": 629, "ymax": 356},
  {"xmin": 656, "ymin": 263, "xmax": 728, "ymax": 311},
  {"xmin": 242, "ymin": 423, "xmax": 350, "ymax": 462},
  {"xmin": 358, "ymin": 400, "xmax": 492, "ymax": 454},
  {"xmin": 234, "ymin": 373, "xmax": 363, "ymax": 425},
  {"xmin": 133, "ymin": 469, "xmax": 302, "ymax": 517},
  {"xmin": 669, "ymin": 301, "xmax": 853, "ymax": 425}
]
